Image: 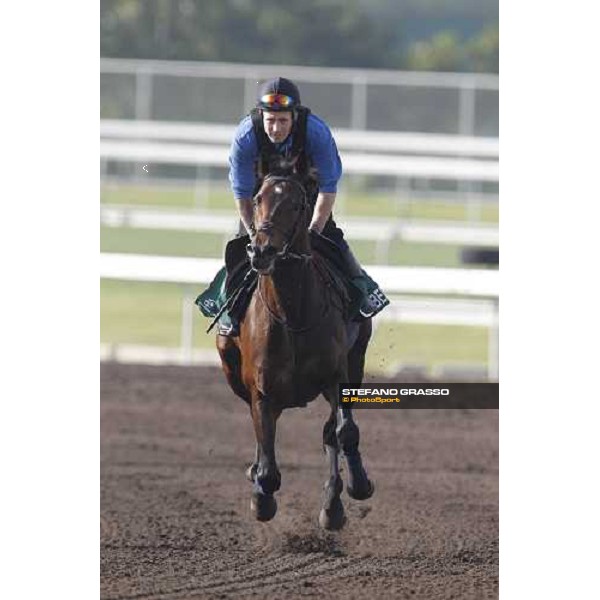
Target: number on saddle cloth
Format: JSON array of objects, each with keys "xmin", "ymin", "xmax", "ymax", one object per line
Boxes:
[
  {"xmin": 196, "ymin": 232, "xmax": 389, "ymax": 324},
  {"xmin": 309, "ymin": 232, "xmax": 389, "ymax": 320}
]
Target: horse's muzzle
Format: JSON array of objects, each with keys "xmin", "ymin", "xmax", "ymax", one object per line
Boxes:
[{"xmin": 247, "ymin": 243, "xmax": 277, "ymax": 273}]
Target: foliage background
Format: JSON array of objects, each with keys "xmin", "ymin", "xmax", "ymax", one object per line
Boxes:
[{"xmin": 101, "ymin": 0, "xmax": 499, "ymax": 73}]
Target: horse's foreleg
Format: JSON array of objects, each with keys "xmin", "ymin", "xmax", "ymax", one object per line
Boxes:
[
  {"xmin": 336, "ymin": 406, "xmax": 374, "ymax": 501},
  {"xmin": 246, "ymin": 443, "xmax": 259, "ymax": 482},
  {"xmin": 319, "ymin": 407, "xmax": 346, "ymax": 530},
  {"xmin": 216, "ymin": 335, "xmax": 250, "ymax": 404},
  {"xmin": 249, "ymin": 392, "xmax": 281, "ymax": 521}
]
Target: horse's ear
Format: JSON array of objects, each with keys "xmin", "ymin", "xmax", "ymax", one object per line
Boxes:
[
  {"xmin": 270, "ymin": 153, "xmax": 301, "ymax": 175},
  {"xmin": 284, "ymin": 153, "xmax": 302, "ymax": 173},
  {"xmin": 289, "ymin": 153, "xmax": 301, "ymax": 172}
]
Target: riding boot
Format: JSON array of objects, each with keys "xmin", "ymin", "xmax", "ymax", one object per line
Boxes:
[{"xmin": 340, "ymin": 246, "xmax": 377, "ymax": 318}]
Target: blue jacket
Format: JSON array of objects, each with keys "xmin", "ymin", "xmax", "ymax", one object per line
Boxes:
[{"xmin": 228, "ymin": 113, "xmax": 343, "ymax": 200}]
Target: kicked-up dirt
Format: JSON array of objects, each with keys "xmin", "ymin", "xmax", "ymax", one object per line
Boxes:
[{"xmin": 101, "ymin": 363, "xmax": 498, "ymax": 599}]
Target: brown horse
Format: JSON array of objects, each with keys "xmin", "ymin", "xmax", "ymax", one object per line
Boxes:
[{"xmin": 216, "ymin": 170, "xmax": 374, "ymax": 530}]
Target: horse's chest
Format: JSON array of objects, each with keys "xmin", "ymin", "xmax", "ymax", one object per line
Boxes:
[{"xmin": 249, "ymin": 336, "xmax": 342, "ymax": 402}]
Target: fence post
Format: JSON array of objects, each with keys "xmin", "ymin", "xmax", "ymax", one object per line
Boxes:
[
  {"xmin": 244, "ymin": 76, "xmax": 257, "ymax": 116},
  {"xmin": 135, "ymin": 68, "xmax": 153, "ymax": 121},
  {"xmin": 458, "ymin": 78, "xmax": 476, "ymax": 136},
  {"xmin": 181, "ymin": 285, "xmax": 194, "ymax": 364},
  {"xmin": 351, "ymin": 77, "xmax": 367, "ymax": 130},
  {"xmin": 459, "ymin": 79, "xmax": 481, "ymax": 221},
  {"xmin": 194, "ymin": 165, "xmax": 209, "ymax": 208},
  {"xmin": 488, "ymin": 298, "xmax": 499, "ymax": 381}
]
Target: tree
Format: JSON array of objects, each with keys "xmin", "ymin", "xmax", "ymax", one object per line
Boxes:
[
  {"xmin": 100, "ymin": 0, "xmax": 402, "ymax": 68},
  {"xmin": 406, "ymin": 31, "xmax": 465, "ymax": 72},
  {"xmin": 466, "ymin": 25, "xmax": 499, "ymax": 73}
]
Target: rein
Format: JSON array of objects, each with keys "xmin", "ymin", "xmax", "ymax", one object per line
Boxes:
[
  {"xmin": 257, "ymin": 268, "xmax": 327, "ymax": 334},
  {"xmin": 251, "ymin": 174, "xmax": 327, "ymax": 333}
]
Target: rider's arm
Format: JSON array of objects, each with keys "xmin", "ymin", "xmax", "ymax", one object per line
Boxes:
[
  {"xmin": 237, "ymin": 199, "xmax": 256, "ymax": 236},
  {"xmin": 309, "ymin": 192, "xmax": 336, "ymax": 233},
  {"xmin": 229, "ymin": 117, "xmax": 258, "ymax": 235},
  {"xmin": 305, "ymin": 116, "xmax": 342, "ymax": 232}
]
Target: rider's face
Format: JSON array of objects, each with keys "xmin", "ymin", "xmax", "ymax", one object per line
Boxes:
[{"xmin": 262, "ymin": 110, "xmax": 293, "ymax": 144}]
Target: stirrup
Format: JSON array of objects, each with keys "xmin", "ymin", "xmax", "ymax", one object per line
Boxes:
[
  {"xmin": 217, "ymin": 321, "xmax": 239, "ymax": 337},
  {"xmin": 359, "ymin": 287, "xmax": 389, "ymax": 319},
  {"xmin": 359, "ymin": 306, "xmax": 375, "ymax": 318}
]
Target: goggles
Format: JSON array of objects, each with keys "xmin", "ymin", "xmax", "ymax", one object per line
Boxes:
[{"xmin": 259, "ymin": 93, "xmax": 295, "ymax": 109}]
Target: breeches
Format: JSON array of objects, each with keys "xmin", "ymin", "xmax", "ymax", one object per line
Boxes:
[{"xmin": 321, "ymin": 214, "xmax": 349, "ymax": 252}]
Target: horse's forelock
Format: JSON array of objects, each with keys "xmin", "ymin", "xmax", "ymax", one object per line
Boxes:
[{"xmin": 264, "ymin": 164, "xmax": 316, "ymax": 192}]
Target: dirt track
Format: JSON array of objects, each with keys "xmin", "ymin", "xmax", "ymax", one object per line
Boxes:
[{"xmin": 101, "ymin": 363, "xmax": 498, "ymax": 599}]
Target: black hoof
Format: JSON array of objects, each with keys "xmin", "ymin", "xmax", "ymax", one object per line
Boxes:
[
  {"xmin": 319, "ymin": 497, "xmax": 346, "ymax": 530},
  {"xmin": 250, "ymin": 492, "xmax": 277, "ymax": 521},
  {"xmin": 347, "ymin": 478, "xmax": 375, "ymax": 501}
]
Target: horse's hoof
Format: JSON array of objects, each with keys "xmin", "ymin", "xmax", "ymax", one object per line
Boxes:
[
  {"xmin": 347, "ymin": 478, "xmax": 375, "ymax": 501},
  {"xmin": 251, "ymin": 492, "xmax": 277, "ymax": 522},
  {"xmin": 246, "ymin": 463, "xmax": 258, "ymax": 482},
  {"xmin": 319, "ymin": 498, "xmax": 346, "ymax": 531}
]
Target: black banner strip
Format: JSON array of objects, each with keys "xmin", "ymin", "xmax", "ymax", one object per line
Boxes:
[{"xmin": 337, "ymin": 383, "xmax": 499, "ymax": 409}]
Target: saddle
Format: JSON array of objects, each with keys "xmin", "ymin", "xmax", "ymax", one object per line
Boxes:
[{"xmin": 196, "ymin": 233, "xmax": 366, "ymax": 330}]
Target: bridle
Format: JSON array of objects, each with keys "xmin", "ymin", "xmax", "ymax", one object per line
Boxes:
[
  {"xmin": 248, "ymin": 174, "xmax": 312, "ymax": 264},
  {"xmin": 248, "ymin": 174, "xmax": 328, "ymax": 333}
]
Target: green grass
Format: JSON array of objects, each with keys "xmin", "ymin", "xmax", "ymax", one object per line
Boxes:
[
  {"xmin": 101, "ymin": 226, "xmax": 229, "ymax": 258},
  {"xmin": 368, "ymin": 321, "xmax": 488, "ymax": 373},
  {"xmin": 101, "ymin": 184, "xmax": 496, "ymax": 368},
  {"xmin": 101, "ymin": 184, "xmax": 198, "ymax": 208},
  {"xmin": 101, "ymin": 183, "xmax": 499, "ymax": 223},
  {"xmin": 341, "ymin": 193, "xmax": 498, "ymax": 222},
  {"xmin": 101, "ymin": 225, "xmax": 470, "ymax": 268},
  {"xmin": 101, "ymin": 280, "xmax": 489, "ymax": 373}
]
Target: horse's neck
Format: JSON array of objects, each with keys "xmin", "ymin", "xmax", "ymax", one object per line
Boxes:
[{"xmin": 264, "ymin": 256, "xmax": 320, "ymax": 327}]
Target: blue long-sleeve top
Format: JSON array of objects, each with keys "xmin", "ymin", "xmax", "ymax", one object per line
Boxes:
[{"xmin": 228, "ymin": 113, "xmax": 343, "ymax": 200}]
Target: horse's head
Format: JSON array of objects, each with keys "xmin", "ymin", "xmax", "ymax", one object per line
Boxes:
[{"xmin": 247, "ymin": 159, "xmax": 315, "ymax": 274}]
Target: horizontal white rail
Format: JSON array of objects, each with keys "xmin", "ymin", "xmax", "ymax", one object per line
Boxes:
[
  {"xmin": 100, "ymin": 252, "xmax": 499, "ymax": 378},
  {"xmin": 378, "ymin": 297, "xmax": 497, "ymax": 327},
  {"xmin": 100, "ymin": 205, "xmax": 499, "ymax": 247},
  {"xmin": 101, "ymin": 119, "xmax": 499, "ymax": 158},
  {"xmin": 100, "ymin": 140, "xmax": 499, "ymax": 182},
  {"xmin": 100, "ymin": 253, "xmax": 498, "ymax": 298},
  {"xmin": 101, "ymin": 58, "xmax": 499, "ymax": 90}
]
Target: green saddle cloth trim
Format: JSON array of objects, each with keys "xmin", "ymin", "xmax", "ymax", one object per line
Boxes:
[
  {"xmin": 195, "ymin": 266, "xmax": 227, "ymax": 318},
  {"xmin": 196, "ymin": 265, "xmax": 389, "ymax": 321}
]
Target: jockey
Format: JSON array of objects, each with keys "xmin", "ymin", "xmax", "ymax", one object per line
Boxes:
[{"xmin": 222, "ymin": 77, "xmax": 379, "ymax": 335}]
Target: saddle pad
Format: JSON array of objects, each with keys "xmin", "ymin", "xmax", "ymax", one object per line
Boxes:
[{"xmin": 196, "ymin": 233, "xmax": 389, "ymax": 321}]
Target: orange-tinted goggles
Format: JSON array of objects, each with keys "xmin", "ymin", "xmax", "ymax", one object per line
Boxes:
[{"xmin": 260, "ymin": 93, "xmax": 295, "ymax": 108}]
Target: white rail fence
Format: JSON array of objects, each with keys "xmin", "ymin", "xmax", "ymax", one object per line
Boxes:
[
  {"xmin": 101, "ymin": 59, "xmax": 498, "ymax": 136},
  {"xmin": 100, "ymin": 120, "xmax": 499, "ymax": 183},
  {"xmin": 100, "ymin": 253, "xmax": 499, "ymax": 379},
  {"xmin": 100, "ymin": 205, "xmax": 498, "ymax": 264},
  {"xmin": 101, "ymin": 119, "xmax": 499, "ymax": 159}
]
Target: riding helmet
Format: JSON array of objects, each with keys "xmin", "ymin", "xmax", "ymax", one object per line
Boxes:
[{"xmin": 256, "ymin": 77, "xmax": 301, "ymax": 111}]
